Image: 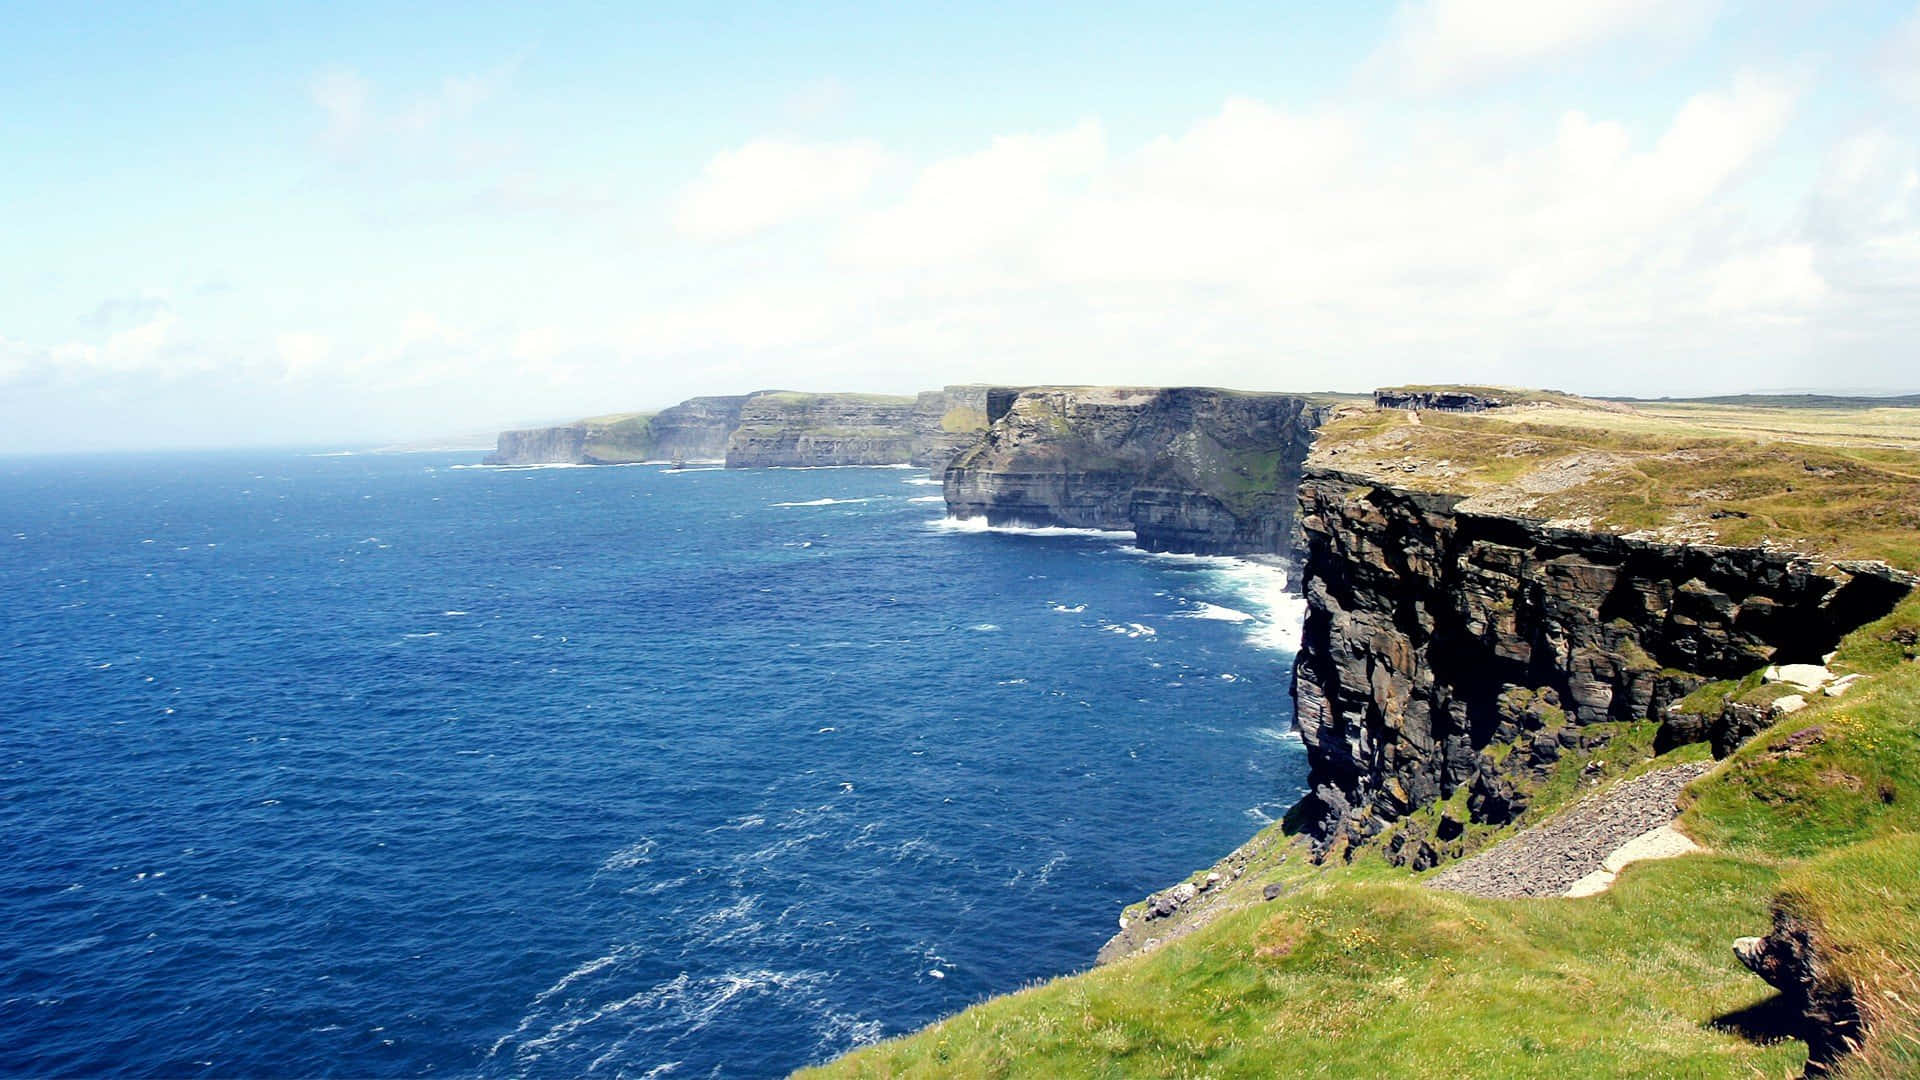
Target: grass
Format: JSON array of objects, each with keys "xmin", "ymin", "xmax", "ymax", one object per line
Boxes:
[
  {"xmin": 579, "ymin": 412, "xmax": 658, "ymax": 462},
  {"xmin": 1311, "ymin": 406, "xmax": 1920, "ymax": 569},
  {"xmin": 1784, "ymin": 835, "xmax": 1920, "ymax": 1077}
]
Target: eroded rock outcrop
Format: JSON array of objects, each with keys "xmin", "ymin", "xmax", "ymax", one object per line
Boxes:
[
  {"xmin": 1735, "ymin": 909, "xmax": 1865, "ymax": 1073},
  {"xmin": 1290, "ymin": 469, "xmax": 1913, "ymax": 857},
  {"xmin": 943, "ymin": 387, "xmax": 1331, "ymax": 556}
]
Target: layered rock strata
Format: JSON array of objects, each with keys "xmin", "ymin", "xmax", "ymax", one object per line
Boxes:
[
  {"xmin": 486, "ymin": 425, "xmax": 593, "ymax": 465},
  {"xmin": 1290, "ymin": 470, "xmax": 1913, "ymax": 857},
  {"xmin": 943, "ymin": 387, "xmax": 1330, "ymax": 556},
  {"xmin": 724, "ymin": 393, "xmax": 919, "ymax": 468},
  {"xmin": 909, "ymin": 386, "xmax": 992, "ymax": 471}
]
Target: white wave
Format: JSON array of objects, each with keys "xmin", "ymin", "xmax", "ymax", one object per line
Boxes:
[
  {"xmin": 908, "ymin": 495, "xmax": 945, "ymax": 503},
  {"xmin": 1049, "ymin": 603, "xmax": 1086, "ymax": 613},
  {"xmin": 1175, "ymin": 602, "xmax": 1253, "ymax": 622},
  {"xmin": 450, "ymin": 461, "xmax": 598, "ymax": 470},
  {"xmin": 402, "ymin": 631, "xmax": 440, "ymax": 639},
  {"xmin": 903, "ymin": 476, "xmax": 943, "ymax": 486},
  {"xmin": 443, "ymin": 610, "xmax": 470, "ymax": 616},
  {"xmin": 1129, "ymin": 551, "xmax": 1306, "ymax": 654},
  {"xmin": 770, "ymin": 497, "xmax": 873, "ymax": 507},
  {"xmin": 1252, "ymin": 726, "xmax": 1303, "ymax": 744},
  {"xmin": 1100, "ymin": 622, "xmax": 1156, "ymax": 639},
  {"xmin": 927, "ymin": 516, "xmax": 1135, "ymax": 540},
  {"xmin": 599, "ymin": 838, "xmax": 656, "ymax": 872},
  {"xmin": 970, "ymin": 623, "xmax": 1001, "ymax": 632}
]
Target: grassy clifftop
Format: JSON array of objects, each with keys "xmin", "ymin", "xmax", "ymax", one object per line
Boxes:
[
  {"xmin": 1313, "ymin": 397, "xmax": 1920, "ymax": 570},
  {"xmin": 809, "ymin": 392, "xmax": 1920, "ymax": 1078}
]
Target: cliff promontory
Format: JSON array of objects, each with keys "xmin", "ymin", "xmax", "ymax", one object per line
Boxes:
[{"xmin": 943, "ymin": 387, "xmax": 1332, "ymax": 556}]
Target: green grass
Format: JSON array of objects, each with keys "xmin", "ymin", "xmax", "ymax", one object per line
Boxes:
[
  {"xmin": 810, "ymin": 613, "xmax": 1920, "ymax": 1078},
  {"xmin": 1312, "ymin": 408, "xmax": 1920, "ymax": 570},
  {"xmin": 580, "ymin": 412, "xmax": 658, "ymax": 462}
]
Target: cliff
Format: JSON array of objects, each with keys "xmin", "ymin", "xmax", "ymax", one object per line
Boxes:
[
  {"xmin": 722, "ymin": 392, "xmax": 919, "ymax": 467},
  {"xmin": 1290, "ymin": 468, "xmax": 1912, "ymax": 861},
  {"xmin": 486, "ymin": 424, "xmax": 595, "ymax": 465},
  {"xmin": 943, "ymin": 387, "xmax": 1332, "ymax": 556},
  {"xmin": 647, "ymin": 395, "xmax": 754, "ymax": 460},
  {"xmin": 909, "ymin": 385, "xmax": 991, "ymax": 471},
  {"xmin": 486, "ymin": 389, "xmax": 987, "ymax": 470}
]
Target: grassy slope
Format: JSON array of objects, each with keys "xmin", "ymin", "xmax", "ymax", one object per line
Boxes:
[{"xmin": 809, "ymin": 398, "xmax": 1920, "ymax": 1079}]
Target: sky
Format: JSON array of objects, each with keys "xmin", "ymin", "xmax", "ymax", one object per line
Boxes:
[{"xmin": 2, "ymin": 1, "xmax": 1918, "ymax": 451}]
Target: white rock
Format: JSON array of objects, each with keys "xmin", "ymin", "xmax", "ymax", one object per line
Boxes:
[
  {"xmin": 1825, "ymin": 673, "xmax": 1868, "ymax": 698},
  {"xmin": 1769, "ymin": 664, "xmax": 1832, "ymax": 692},
  {"xmin": 1601, "ymin": 825, "xmax": 1703, "ymax": 875},
  {"xmin": 1203, "ymin": 871, "xmax": 1222, "ymax": 890},
  {"xmin": 1118, "ymin": 916, "xmax": 1130, "ymax": 930},
  {"xmin": 1564, "ymin": 869, "xmax": 1615, "ymax": 898},
  {"xmin": 1771, "ymin": 694, "xmax": 1808, "ymax": 716},
  {"xmin": 1170, "ymin": 882, "xmax": 1198, "ymax": 904}
]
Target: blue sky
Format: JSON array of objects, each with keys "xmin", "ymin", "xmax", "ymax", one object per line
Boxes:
[{"xmin": 3, "ymin": 1, "xmax": 1918, "ymax": 450}]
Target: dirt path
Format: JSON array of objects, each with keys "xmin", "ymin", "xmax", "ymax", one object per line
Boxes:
[{"xmin": 1427, "ymin": 761, "xmax": 1714, "ymax": 899}]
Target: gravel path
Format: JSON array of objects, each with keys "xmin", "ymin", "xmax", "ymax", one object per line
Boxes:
[{"xmin": 1428, "ymin": 761, "xmax": 1713, "ymax": 899}]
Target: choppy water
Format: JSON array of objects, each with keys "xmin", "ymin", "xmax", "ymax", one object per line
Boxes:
[{"xmin": 0, "ymin": 452, "xmax": 1306, "ymax": 1077}]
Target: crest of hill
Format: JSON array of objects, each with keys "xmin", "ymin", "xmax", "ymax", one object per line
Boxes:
[{"xmin": 1312, "ymin": 387, "xmax": 1920, "ymax": 570}]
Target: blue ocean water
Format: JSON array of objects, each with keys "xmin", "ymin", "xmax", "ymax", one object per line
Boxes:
[{"xmin": 0, "ymin": 452, "xmax": 1306, "ymax": 1078}]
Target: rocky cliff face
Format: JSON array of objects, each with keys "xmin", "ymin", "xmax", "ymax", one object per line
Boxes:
[
  {"xmin": 486, "ymin": 425, "xmax": 592, "ymax": 465},
  {"xmin": 1290, "ymin": 468, "xmax": 1913, "ymax": 859},
  {"xmin": 649, "ymin": 395, "xmax": 753, "ymax": 461},
  {"xmin": 943, "ymin": 387, "xmax": 1329, "ymax": 556},
  {"xmin": 724, "ymin": 393, "xmax": 921, "ymax": 468},
  {"xmin": 909, "ymin": 386, "xmax": 991, "ymax": 471}
]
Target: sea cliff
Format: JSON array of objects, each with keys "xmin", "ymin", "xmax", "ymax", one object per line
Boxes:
[
  {"xmin": 486, "ymin": 388, "xmax": 989, "ymax": 469},
  {"xmin": 942, "ymin": 386, "xmax": 1331, "ymax": 556},
  {"xmin": 1290, "ymin": 466, "xmax": 1911, "ymax": 864}
]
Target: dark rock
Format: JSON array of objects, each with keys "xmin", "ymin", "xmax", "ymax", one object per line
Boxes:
[
  {"xmin": 1291, "ymin": 468, "xmax": 1914, "ymax": 859},
  {"xmin": 1734, "ymin": 907, "xmax": 1865, "ymax": 1074},
  {"xmin": 1373, "ymin": 389, "xmax": 1507, "ymax": 413},
  {"xmin": 944, "ymin": 387, "xmax": 1330, "ymax": 557},
  {"xmin": 1261, "ymin": 882, "xmax": 1288, "ymax": 901}
]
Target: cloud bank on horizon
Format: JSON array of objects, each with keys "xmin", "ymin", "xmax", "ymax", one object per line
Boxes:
[{"xmin": 1, "ymin": 0, "xmax": 1917, "ymax": 450}]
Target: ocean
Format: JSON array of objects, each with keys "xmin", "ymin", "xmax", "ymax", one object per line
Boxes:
[{"xmin": 0, "ymin": 452, "xmax": 1307, "ymax": 1078}]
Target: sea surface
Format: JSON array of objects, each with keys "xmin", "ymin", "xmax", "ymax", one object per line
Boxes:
[{"xmin": 0, "ymin": 452, "xmax": 1307, "ymax": 1078}]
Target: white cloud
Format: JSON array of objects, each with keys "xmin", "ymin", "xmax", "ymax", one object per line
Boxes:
[
  {"xmin": 840, "ymin": 120, "xmax": 1104, "ymax": 265},
  {"xmin": 309, "ymin": 65, "xmax": 512, "ymax": 163},
  {"xmin": 673, "ymin": 138, "xmax": 891, "ymax": 240},
  {"xmin": 1879, "ymin": 4, "xmax": 1920, "ymax": 108},
  {"xmin": 277, "ymin": 332, "xmax": 334, "ymax": 381},
  {"xmin": 1373, "ymin": 0, "xmax": 1717, "ymax": 93}
]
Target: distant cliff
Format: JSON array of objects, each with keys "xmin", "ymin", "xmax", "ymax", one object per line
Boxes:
[
  {"xmin": 723, "ymin": 393, "xmax": 914, "ymax": 468},
  {"xmin": 487, "ymin": 389, "xmax": 987, "ymax": 469},
  {"xmin": 942, "ymin": 387, "xmax": 1331, "ymax": 557}
]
